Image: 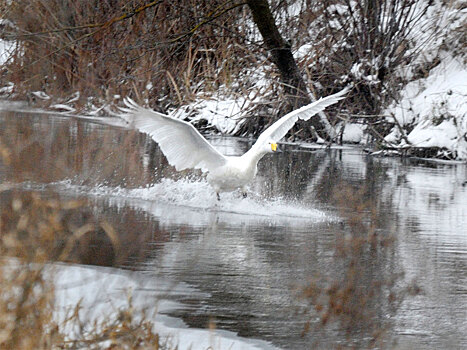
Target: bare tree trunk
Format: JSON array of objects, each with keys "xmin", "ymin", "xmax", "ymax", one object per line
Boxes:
[{"xmin": 246, "ymin": 0, "xmax": 332, "ymax": 140}]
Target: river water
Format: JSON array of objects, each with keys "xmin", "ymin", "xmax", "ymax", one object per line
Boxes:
[{"xmin": 0, "ymin": 108, "xmax": 466, "ymax": 349}]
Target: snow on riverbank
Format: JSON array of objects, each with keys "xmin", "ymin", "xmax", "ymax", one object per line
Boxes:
[
  {"xmin": 382, "ymin": 2, "xmax": 467, "ymax": 160},
  {"xmin": 49, "ymin": 262, "xmax": 279, "ymax": 350},
  {"xmin": 384, "ymin": 54, "xmax": 467, "ymax": 160},
  {"xmin": 170, "ymin": 95, "xmax": 251, "ymax": 135},
  {"xmin": 1, "ymin": 1, "xmax": 465, "ymax": 160}
]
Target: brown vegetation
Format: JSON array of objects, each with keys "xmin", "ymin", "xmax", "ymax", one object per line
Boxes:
[
  {"xmin": 1, "ymin": 1, "xmax": 250, "ymax": 108},
  {"xmin": 1, "ymin": 0, "xmax": 451, "ymax": 144},
  {"xmin": 0, "ymin": 117, "xmax": 173, "ymax": 348},
  {"xmin": 0, "ymin": 188, "xmax": 172, "ymax": 349},
  {"xmin": 300, "ymin": 183, "xmax": 421, "ymax": 348}
]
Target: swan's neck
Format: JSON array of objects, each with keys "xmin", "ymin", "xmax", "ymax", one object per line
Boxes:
[{"xmin": 242, "ymin": 147, "xmax": 267, "ymax": 167}]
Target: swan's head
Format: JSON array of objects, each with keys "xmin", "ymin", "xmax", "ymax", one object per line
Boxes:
[{"xmin": 266, "ymin": 142, "xmax": 278, "ymax": 153}]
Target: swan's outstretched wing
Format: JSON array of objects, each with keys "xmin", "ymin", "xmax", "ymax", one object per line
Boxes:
[
  {"xmin": 121, "ymin": 99, "xmax": 227, "ymax": 172},
  {"xmin": 252, "ymin": 87, "xmax": 349, "ymax": 148}
]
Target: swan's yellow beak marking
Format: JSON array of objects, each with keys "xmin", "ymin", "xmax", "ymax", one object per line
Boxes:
[{"xmin": 271, "ymin": 143, "xmax": 277, "ymax": 152}]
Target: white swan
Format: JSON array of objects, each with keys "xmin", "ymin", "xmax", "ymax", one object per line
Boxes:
[{"xmin": 121, "ymin": 88, "xmax": 348, "ymax": 200}]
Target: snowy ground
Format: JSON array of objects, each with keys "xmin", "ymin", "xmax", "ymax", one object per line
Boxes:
[
  {"xmin": 382, "ymin": 2, "xmax": 466, "ymax": 160},
  {"xmin": 2, "ymin": 259, "xmax": 278, "ymax": 350},
  {"xmin": 52, "ymin": 263, "xmax": 279, "ymax": 350},
  {"xmin": 384, "ymin": 53, "xmax": 467, "ymax": 160}
]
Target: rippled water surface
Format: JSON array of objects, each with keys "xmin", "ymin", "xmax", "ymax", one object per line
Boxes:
[{"xmin": 1, "ymin": 109, "xmax": 466, "ymax": 349}]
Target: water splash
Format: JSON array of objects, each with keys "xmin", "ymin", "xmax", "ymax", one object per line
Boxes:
[{"xmin": 13, "ymin": 178, "xmax": 337, "ymax": 227}]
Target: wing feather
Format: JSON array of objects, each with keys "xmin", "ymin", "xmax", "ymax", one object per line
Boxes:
[
  {"xmin": 120, "ymin": 99, "xmax": 227, "ymax": 172},
  {"xmin": 253, "ymin": 87, "xmax": 349, "ymax": 149}
]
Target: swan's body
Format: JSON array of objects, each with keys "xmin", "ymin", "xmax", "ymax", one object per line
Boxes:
[
  {"xmin": 121, "ymin": 88, "xmax": 348, "ymax": 199},
  {"xmin": 207, "ymin": 150, "xmax": 261, "ymax": 195}
]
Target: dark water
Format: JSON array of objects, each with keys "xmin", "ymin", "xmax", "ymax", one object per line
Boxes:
[{"xmin": 1, "ymin": 109, "xmax": 466, "ymax": 349}]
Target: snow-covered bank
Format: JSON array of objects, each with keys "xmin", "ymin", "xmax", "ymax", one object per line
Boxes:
[
  {"xmin": 53, "ymin": 263, "xmax": 279, "ymax": 349},
  {"xmin": 5, "ymin": 260, "xmax": 278, "ymax": 350},
  {"xmin": 1, "ymin": 0, "xmax": 465, "ymax": 160},
  {"xmin": 384, "ymin": 54, "xmax": 467, "ymax": 160},
  {"xmin": 380, "ymin": 1, "xmax": 466, "ymax": 160},
  {"xmin": 170, "ymin": 96, "xmax": 251, "ymax": 135}
]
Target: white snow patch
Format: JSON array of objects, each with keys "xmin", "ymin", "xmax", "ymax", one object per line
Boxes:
[
  {"xmin": 386, "ymin": 54, "xmax": 467, "ymax": 159},
  {"xmin": 3, "ymin": 260, "xmax": 278, "ymax": 350},
  {"xmin": 31, "ymin": 91, "xmax": 51, "ymax": 100},
  {"xmin": 294, "ymin": 43, "xmax": 313, "ymax": 60},
  {"xmin": 0, "ymin": 39, "xmax": 15, "ymax": 65},
  {"xmin": 342, "ymin": 123, "xmax": 365, "ymax": 143},
  {"xmin": 0, "ymin": 82, "xmax": 14, "ymax": 94},
  {"xmin": 171, "ymin": 97, "xmax": 250, "ymax": 134},
  {"xmin": 407, "ymin": 120, "xmax": 458, "ymax": 148},
  {"xmin": 327, "ymin": 3, "xmax": 349, "ymax": 16},
  {"xmin": 49, "ymin": 103, "xmax": 76, "ymax": 113}
]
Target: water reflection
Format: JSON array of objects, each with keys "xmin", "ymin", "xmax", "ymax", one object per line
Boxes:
[{"xmin": 0, "ymin": 110, "xmax": 466, "ymax": 349}]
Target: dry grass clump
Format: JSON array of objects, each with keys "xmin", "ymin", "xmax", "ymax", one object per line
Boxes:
[
  {"xmin": 0, "ymin": 132, "xmax": 168, "ymax": 349},
  {"xmin": 0, "ymin": 104, "xmax": 180, "ymax": 348},
  {"xmin": 0, "ymin": 95, "xmax": 191, "ymax": 348},
  {"xmin": 1, "ymin": 0, "xmax": 252, "ymax": 110},
  {"xmin": 0, "ymin": 114, "xmax": 176, "ymax": 348},
  {"xmin": 0, "ymin": 188, "xmax": 170, "ymax": 349},
  {"xmin": 0, "ymin": 257, "xmax": 60, "ymax": 348}
]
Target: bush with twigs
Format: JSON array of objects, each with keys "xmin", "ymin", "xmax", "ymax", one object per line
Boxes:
[
  {"xmin": 1, "ymin": 1, "xmax": 251, "ymax": 109},
  {"xmin": 0, "ymin": 0, "xmax": 463, "ymax": 146}
]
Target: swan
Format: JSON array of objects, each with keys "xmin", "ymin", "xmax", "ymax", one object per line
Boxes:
[{"xmin": 121, "ymin": 88, "xmax": 348, "ymax": 200}]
